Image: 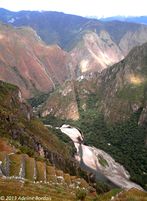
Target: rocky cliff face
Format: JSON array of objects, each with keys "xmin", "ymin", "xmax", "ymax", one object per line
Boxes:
[
  {"xmin": 1, "ymin": 10, "xmax": 147, "ymax": 123},
  {"xmin": 97, "ymin": 42, "xmax": 147, "ymax": 123},
  {"xmin": 119, "ymin": 25, "xmax": 147, "ymax": 56},
  {"xmin": 70, "ymin": 30, "xmax": 123, "ymax": 76},
  {"xmin": 41, "ymin": 81, "xmax": 80, "ymax": 120},
  {"xmin": 0, "ymin": 23, "xmax": 69, "ymax": 98},
  {"xmin": 69, "ymin": 23, "xmax": 147, "ymax": 76},
  {"xmin": 1, "ymin": 10, "xmax": 147, "ymax": 77},
  {"xmin": 40, "ymin": 77, "xmax": 98, "ymax": 120},
  {"xmin": 40, "ymin": 42, "xmax": 147, "ymax": 125}
]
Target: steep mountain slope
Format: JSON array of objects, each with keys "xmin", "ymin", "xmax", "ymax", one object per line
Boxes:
[
  {"xmin": 39, "ymin": 43, "xmax": 147, "ymax": 189},
  {"xmin": 0, "ymin": 81, "xmax": 132, "ymax": 201},
  {"xmin": 39, "ymin": 78, "xmax": 98, "ymax": 120},
  {"xmin": 70, "ymin": 31, "xmax": 123, "ymax": 76},
  {"xmin": 41, "ymin": 80, "xmax": 80, "ymax": 120},
  {"xmin": 0, "ymin": 23, "xmax": 69, "ymax": 98},
  {"xmin": 69, "ymin": 22, "xmax": 147, "ymax": 75},
  {"xmin": 0, "ymin": 8, "xmax": 89, "ymax": 49},
  {"xmin": 97, "ymin": 42, "xmax": 147, "ymax": 123},
  {"xmin": 1, "ymin": 9, "xmax": 147, "ymax": 75},
  {"xmin": 0, "ymin": 80, "xmax": 87, "ymax": 177},
  {"xmin": 0, "ymin": 9, "xmax": 146, "ymax": 52},
  {"xmin": 42, "ymin": 42, "xmax": 147, "ymax": 124},
  {"xmin": 0, "ymin": 151, "xmax": 93, "ymax": 201}
]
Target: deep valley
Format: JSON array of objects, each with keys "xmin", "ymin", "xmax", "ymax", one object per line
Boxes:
[{"xmin": 0, "ymin": 8, "xmax": 147, "ymax": 201}]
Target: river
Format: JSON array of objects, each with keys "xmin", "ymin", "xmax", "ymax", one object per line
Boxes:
[{"xmin": 60, "ymin": 124, "xmax": 143, "ymax": 190}]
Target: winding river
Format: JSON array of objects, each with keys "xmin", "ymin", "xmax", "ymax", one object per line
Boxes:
[{"xmin": 60, "ymin": 124, "xmax": 143, "ymax": 190}]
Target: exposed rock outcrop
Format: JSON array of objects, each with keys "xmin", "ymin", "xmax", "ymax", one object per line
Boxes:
[
  {"xmin": 0, "ymin": 23, "xmax": 69, "ymax": 98},
  {"xmin": 70, "ymin": 31, "xmax": 123, "ymax": 76},
  {"xmin": 40, "ymin": 42, "xmax": 147, "ymax": 125},
  {"xmin": 41, "ymin": 80, "xmax": 80, "ymax": 120},
  {"xmin": 1, "ymin": 11, "xmax": 147, "ymax": 85}
]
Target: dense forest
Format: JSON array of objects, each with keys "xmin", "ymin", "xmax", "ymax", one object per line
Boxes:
[
  {"xmin": 74, "ymin": 110, "xmax": 147, "ymax": 189},
  {"xmin": 31, "ymin": 87, "xmax": 147, "ymax": 189},
  {"xmin": 41, "ymin": 105, "xmax": 147, "ymax": 190}
]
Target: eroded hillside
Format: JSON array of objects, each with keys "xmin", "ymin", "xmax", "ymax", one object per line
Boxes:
[
  {"xmin": 1, "ymin": 9, "xmax": 147, "ymax": 76},
  {"xmin": 40, "ymin": 43, "xmax": 147, "ymax": 189},
  {"xmin": 0, "ymin": 23, "xmax": 69, "ymax": 98}
]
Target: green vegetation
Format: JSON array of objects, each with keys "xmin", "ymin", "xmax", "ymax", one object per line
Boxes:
[
  {"xmin": 95, "ymin": 181, "xmax": 111, "ymax": 194},
  {"xmin": 9, "ymin": 154, "xmax": 22, "ymax": 176},
  {"xmin": 41, "ymin": 115, "xmax": 71, "ymax": 127},
  {"xmin": 0, "ymin": 151, "xmax": 101, "ymax": 201},
  {"xmin": 0, "ymin": 176, "xmax": 146, "ymax": 201},
  {"xmin": 107, "ymin": 188, "xmax": 147, "ymax": 201},
  {"xmin": 0, "ymin": 81, "xmax": 82, "ymax": 180},
  {"xmin": 76, "ymin": 188, "xmax": 87, "ymax": 201},
  {"xmin": 1, "ymin": 80, "xmax": 145, "ymax": 199},
  {"xmin": 51, "ymin": 127, "xmax": 77, "ymax": 156},
  {"xmin": 41, "ymin": 115, "xmax": 76, "ymax": 156},
  {"xmin": 20, "ymin": 145, "xmax": 35, "ymax": 157},
  {"xmin": 72, "ymin": 109, "xmax": 147, "ymax": 189},
  {"xmin": 41, "ymin": 107, "xmax": 147, "ymax": 189},
  {"xmin": 97, "ymin": 188, "xmax": 121, "ymax": 201},
  {"xmin": 28, "ymin": 92, "xmax": 50, "ymax": 107},
  {"xmin": 0, "ymin": 81, "xmax": 17, "ymax": 102},
  {"xmin": 97, "ymin": 155, "xmax": 109, "ymax": 168},
  {"xmin": 117, "ymin": 83, "xmax": 145, "ymax": 101}
]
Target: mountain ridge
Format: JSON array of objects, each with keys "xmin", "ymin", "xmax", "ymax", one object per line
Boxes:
[
  {"xmin": 0, "ymin": 22, "xmax": 69, "ymax": 98},
  {"xmin": 39, "ymin": 42, "xmax": 147, "ymax": 189},
  {"xmin": 41, "ymin": 42, "xmax": 147, "ymax": 124},
  {"xmin": 100, "ymin": 15, "xmax": 147, "ymax": 25},
  {"xmin": 1, "ymin": 10, "xmax": 147, "ymax": 90}
]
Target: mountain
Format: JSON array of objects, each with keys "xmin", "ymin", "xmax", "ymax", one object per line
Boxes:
[
  {"xmin": 40, "ymin": 80, "xmax": 80, "ymax": 120},
  {"xmin": 97, "ymin": 42, "xmax": 147, "ymax": 124},
  {"xmin": 69, "ymin": 30, "xmax": 123, "ymax": 76},
  {"xmin": 41, "ymin": 42, "xmax": 147, "ymax": 124},
  {"xmin": 0, "ymin": 23, "xmax": 69, "ymax": 98},
  {"xmin": 1, "ymin": 9, "xmax": 147, "ymax": 75},
  {"xmin": 0, "ymin": 8, "xmax": 147, "ymax": 197},
  {"xmin": 0, "ymin": 9, "xmax": 147, "ymax": 51},
  {"xmin": 0, "ymin": 8, "xmax": 89, "ymax": 49},
  {"xmin": 0, "ymin": 80, "xmax": 146, "ymax": 200},
  {"xmin": 0, "ymin": 80, "xmax": 75, "ymax": 170},
  {"xmin": 101, "ymin": 15, "xmax": 147, "ymax": 25},
  {"xmin": 39, "ymin": 42, "xmax": 147, "ymax": 189},
  {"xmin": 0, "ymin": 85, "xmax": 94, "ymax": 201}
]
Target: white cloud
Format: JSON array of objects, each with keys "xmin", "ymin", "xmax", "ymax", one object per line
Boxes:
[{"xmin": 0, "ymin": 0, "xmax": 147, "ymax": 17}]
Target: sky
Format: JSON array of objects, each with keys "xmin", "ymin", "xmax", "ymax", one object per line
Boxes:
[{"xmin": 0, "ymin": 0, "xmax": 147, "ymax": 18}]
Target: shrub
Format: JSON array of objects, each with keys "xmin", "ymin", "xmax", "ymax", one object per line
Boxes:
[{"xmin": 76, "ymin": 188, "xmax": 87, "ymax": 201}]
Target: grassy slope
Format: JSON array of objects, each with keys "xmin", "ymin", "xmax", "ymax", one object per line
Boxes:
[
  {"xmin": 0, "ymin": 151, "xmax": 97, "ymax": 201},
  {"xmin": 0, "ymin": 178, "xmax": 76, "ymax": 201},
  {"xmin": 0, "ymin": 80, "xmax": 73, "ymax": 160},
  {"xmin": 0, "ymin": 178, "xmax": 146, "ymax": 201}
]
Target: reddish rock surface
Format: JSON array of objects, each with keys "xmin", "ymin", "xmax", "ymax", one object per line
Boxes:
[{"xmin": 0, "ymin": 24, "xmax": 69, "ymax": 98}]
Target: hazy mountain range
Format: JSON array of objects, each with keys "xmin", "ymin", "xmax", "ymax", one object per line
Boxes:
[
  {"xmin": 1, "ymin": 8, "xmax": 147, "ymax": 98},
  {"xmin": 100, "ymin": 15, "xmax": 147, "ymax": 24}
]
